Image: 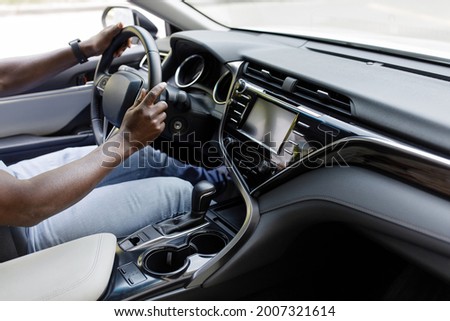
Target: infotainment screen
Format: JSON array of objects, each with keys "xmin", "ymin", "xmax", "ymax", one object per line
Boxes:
[{"xmin": 240, "ymin": 97, "xmax": 297, "ymax": 154}]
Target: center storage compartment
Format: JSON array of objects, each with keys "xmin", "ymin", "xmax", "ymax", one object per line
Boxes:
[{"xmin": 141, "ymin": 231, "xmax": 228, "ymax": 278}]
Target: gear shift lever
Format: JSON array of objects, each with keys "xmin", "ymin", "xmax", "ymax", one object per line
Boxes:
[
  {"xmin": 191, "ymin": 181, "xmax": 216, "ymax": 218},
  {"xmin": 154, "ymin": 181, "xmax": 216, "ymax": 235}
]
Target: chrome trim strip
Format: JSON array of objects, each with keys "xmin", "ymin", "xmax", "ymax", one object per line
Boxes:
[
  {"xmin": 251, "ymin": 134, "xmax": 450, "ymax": 196},
  {"xmin": 188, "ymin": 61, "xmax": 261, "ymax": 288},
  {"xmin": 119, "ymin": 222, "xmax": 209, "ymax": 252},
  {"xmin": 212, "ymin": 70, "xmax": 232, "ymax": 105},
  {"xmin": 353, "ymin": 136, "xmax": 450, "ymax": 167},
  {"xmin": 297, "ymin": 120, "xmax": 310, "ymax": 128}
]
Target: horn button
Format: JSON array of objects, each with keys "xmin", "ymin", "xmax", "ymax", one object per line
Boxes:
[{"xmin": 103, "ymin": 71, "xmax": 143, "ymax": 127}]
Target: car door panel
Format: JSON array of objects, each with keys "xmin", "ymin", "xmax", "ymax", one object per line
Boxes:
[
  {"xmin": 0, "ymin": 134, "xmax": 95, "ymax": 166},
  {"xmin": 0, "ymin": 85, "xmax": 95, "ymax": 164},
  {"xmin": 0, "ymin": 46, "xmax": 146, "ymax": 165},
  {"xmin": 0, "ymin": 85, "xmax": 92, "ymax": 138}
]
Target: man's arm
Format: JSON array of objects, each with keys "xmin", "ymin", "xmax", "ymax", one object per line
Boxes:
[
  {"xmin": 0, "ymin": 23, "xmax": 129, "ymax": 97},
  {"xmin": 0, "ymin": 83, "xmax": 167, "ymax": 227}
]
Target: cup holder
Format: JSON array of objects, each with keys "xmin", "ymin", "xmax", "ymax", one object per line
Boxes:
[
  {"xmin": 142, "ymin": 246, "xmax": 194, "ymax": 278},
  {"xmin": 141, "ymin": 231, "xmax": 228, "ymax": 278},
  {"xmin": 189, "ymin": 231, "xmax": 228, "ymax": 256}
]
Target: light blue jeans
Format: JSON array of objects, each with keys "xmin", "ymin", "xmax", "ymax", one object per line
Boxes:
[{"xmin": 6, "ymin": 145, "xmax": 227, "ymax": 253}]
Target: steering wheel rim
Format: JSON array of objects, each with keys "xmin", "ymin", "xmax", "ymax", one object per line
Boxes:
[{"xmin": 91, "ymin": 25, "xmax": 162, "ymax": 145}]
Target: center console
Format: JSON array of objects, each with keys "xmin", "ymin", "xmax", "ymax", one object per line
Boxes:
[
  {"xmin": 102, "ymin": 197, "xmax": 245, "ymax": 300},
  {"xmin": 222, "ymin": 64, "xmax": 353, "ymax": 193}
]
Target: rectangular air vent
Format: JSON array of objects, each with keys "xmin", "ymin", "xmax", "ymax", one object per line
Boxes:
[
  {"xmin": 243, "ymin": 62, "xmax": 352, "ymax": 115},
  {"xmin": 293, "ymin": 80, "xmax": 352, "ymax": 115},
  {"xmin": 244, "ymin": 63, "xmax": 284, "ymax": 89}
]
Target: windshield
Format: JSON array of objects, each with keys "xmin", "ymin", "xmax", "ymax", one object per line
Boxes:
[{"xmin": 184, "ymin": 0, "xmax": 450, "ymax": 61}]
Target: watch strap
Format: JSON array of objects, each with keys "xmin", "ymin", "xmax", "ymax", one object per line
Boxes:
[{"xmin": 69, "ymin": 39, "xmax": 88, "ymax": 64}]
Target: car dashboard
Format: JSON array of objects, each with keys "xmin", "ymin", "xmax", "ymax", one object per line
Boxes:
[
  {"xmin": 105, "ymin": 29, "xmax": 450, "ymax": 300},
  {"xmin": 161, "ymin": 30, "xmax": 450, "ymax": 196}
]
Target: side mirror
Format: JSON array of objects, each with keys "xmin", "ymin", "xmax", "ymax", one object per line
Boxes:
[
  {"xmin": 102, "ymin": 7, "xmax": 134, "ymax": 27},
  {"xmin": 102, "ymin": 6, "xmax": 159, "ymax": 40}
]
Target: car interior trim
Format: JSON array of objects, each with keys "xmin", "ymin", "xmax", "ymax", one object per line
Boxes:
[{"xmin": 0, "ymin": 85, "xmax": 92, "ymax": 138}]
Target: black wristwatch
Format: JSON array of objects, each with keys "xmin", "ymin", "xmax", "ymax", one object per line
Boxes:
[{"xmin": 69, "ymin": 39, "xmax": 88, "ymax": 64}]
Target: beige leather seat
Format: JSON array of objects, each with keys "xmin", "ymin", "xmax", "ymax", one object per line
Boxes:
[{"xmin": 0, "ymin": 233, "xmax": 117, "ymax": 301}]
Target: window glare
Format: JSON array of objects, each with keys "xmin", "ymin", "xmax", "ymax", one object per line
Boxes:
[
  {"xmin": 185, "ymin": 0, "xmax": 450, "ymax": 60},
  {"xmin": 0, "ymin": 0, "xmax": 126, "ymax": 59}
]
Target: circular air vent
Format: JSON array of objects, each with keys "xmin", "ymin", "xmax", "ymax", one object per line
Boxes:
[
  {"xmin": 213, "ymin": 70, "xmax": 232, "ymax": 104},
  {"xmin": 175, "ymin": 54, "xmax": 205, "ymax": 88}
]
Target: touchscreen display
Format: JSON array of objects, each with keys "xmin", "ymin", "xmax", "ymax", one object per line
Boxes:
[{"xmin": 241, "ymin": 97, "xmax": 296, "ymax": 154}]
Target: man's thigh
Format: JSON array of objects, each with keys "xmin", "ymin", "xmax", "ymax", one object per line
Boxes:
[
  {"xmin": 8, "ymin": 145, "xmax": 96, "ymax": 179},
  {"xmin": 26, "ymin": 176, "xmax": 193, "ymax": 253}
]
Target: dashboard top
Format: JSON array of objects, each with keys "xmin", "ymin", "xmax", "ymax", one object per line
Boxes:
[{"xmin": 168, "ymin": 30, "xmax": 450, "ymax": 156}]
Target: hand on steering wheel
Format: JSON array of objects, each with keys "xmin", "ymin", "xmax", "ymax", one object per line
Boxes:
[
  {"xmin": 91, "ymin": 25, "xmax": 162, "ymax": 145},
  {"xmin": 119, "ymin": 83, "xmax": 168, "ymax": 149}
]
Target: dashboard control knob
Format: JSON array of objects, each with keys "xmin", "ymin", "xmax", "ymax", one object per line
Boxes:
[
  {"xmin": 223, "ymin": 136, "xmax": 235, "ymax": 148},
  {"xmin": 173, "ymin": 120, "xmax": 183, "ymax": 131},
  {"xmin": 257, "ymin": 160, "xmax": 273, "ymax": 175},
  {"xmin": 236, "ymin": 79, "xmax": 247, "ymax": 94}
]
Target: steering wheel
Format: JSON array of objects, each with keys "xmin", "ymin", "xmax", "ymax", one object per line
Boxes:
[{"xmin": 91, "ymin": 25, "xmax": 162, "ymax": 145}]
